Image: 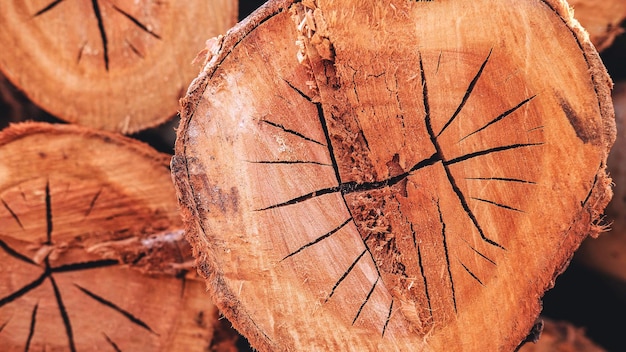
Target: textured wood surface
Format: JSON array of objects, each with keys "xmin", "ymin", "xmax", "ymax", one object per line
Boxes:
[
  {"xmin": 0, "ymin": 123, "xmax": 215, "ymax": 351},
  {"xmin": 0, "ymin": 1, "xmax": 237, "ymax": 133},
  {"xmin": 173, "ymin": 0, "xmax": 615, "ymax": 350}
]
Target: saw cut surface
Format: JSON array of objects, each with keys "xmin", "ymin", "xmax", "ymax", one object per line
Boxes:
[{"xmin": 173, "ymin": 0, "xmax": 615, "ymax": 351}]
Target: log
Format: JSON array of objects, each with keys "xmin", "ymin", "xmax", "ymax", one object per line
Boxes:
[
  {"xmin": 0, "ymin": 1, "xmax": 237, "ymax": 133},
  {"xmin": 568, "ymin": 0, "xmax": 626, "ymax": 51},
  {"xmin": 172, "ymin": 0, "xmax": 615, "ymax": 351},
  {"xmin": 0, "ymin": 122, "xmax": 219, "ymax": 351}
]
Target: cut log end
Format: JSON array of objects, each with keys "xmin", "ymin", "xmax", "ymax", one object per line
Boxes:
[{"xmin": 174, "ymin": 0, "xmax": 615, "ymax": 351}]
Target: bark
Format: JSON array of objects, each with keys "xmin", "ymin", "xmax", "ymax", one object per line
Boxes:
[
  {"xmin": 0, "ymin": 122, "xmax": 217, "ymax": 351},
  {"xmin": 173, "ymin": 0, "xmax": 615, "ymax": 351},
  {"xmin": 578, "ymin": 82, "xmax": 626, "ymax": 282},
  {"xmin": 0, "ymin": 1, "xmax": 238, "ymax": 133},
  {"xmin": 569, "ymin": 0, "xmax": 626, "ymax": 51}
]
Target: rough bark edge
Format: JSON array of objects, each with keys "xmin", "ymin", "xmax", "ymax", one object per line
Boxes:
[
  {"xmin": 174, "ymin": 1, "xmax": 617, "ymax": 351},
  {"xmin": 514, "ymin": 0, "xmax": 616, "ymax": 348},
  {"xmin": 174, "ymin": 2, "xmax": 298, "ymax": 351}
]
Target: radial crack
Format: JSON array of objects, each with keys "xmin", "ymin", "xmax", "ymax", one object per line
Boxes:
[
  {"xmin": 436, "ymin": 200, "xmax": 457, "ymax": 313},
  {"xmin": 459, "ymin": 95, "xmax": 536, "ymax": 142},
  {"xmin": 2, "ymin": 198, "xmax": 24, "ymax": 229},
  {"xmin": 33, "ymin": 0, "xmax": 66, "ymax": 17},
  {"xmin": 0, "ymin": 239, "xmax": 36, "ymax": 265},
  {"xmin": 112, "ymin": 5, "xmax": 161, "ymax": 39},
  {"xmin": 52, "ymin": 259, "xmax": 119, "ymax": 273},
  {"xmin": 282, "ymin": 218, "xmax": 352, "ymax": 260},
  {"xmin": 471, "ymin": 197, "xmax": 524, "ymax": 212},
  {"xmin": 381, "ymin": 299, "xmax": 394, "ymax": 337},
  {"xmin": 352, "ymin": 276, "xmax": 379, "ymax": 325},
  {"xmin": 25, "ymin": 303, "xmax": 39, "ymax": 351},
  {"xmin": 103, "ymin": 332, "xmax": 122, "ymax": 352},
  {"xmin": 465, "ymin": 177, "xmax": 536, "ymax": 184},
  {"xmin": 91, "ymin": 0, "xmax": 109, "ymax": 71},
  {"xmin": 245, "ymin": 160, "xmax": 332, "ymax": 166},
  {"xmin": 459, "ymin": 260, "xmax": 485, "ymax": 286},
  {"xmin": 444, "ymin": 143, "xmax": 543, "ymax": 166},
  {"xmin": 261, "ymin": 119, "xmax": 326, "ymax": 146},
  {"xmin": 45, "ymin": 181, "xmax": 53, "ymax": 245},
  {"xmin": 75, "ymin": 284, "xmax": 157, "ymax": 335},
  {"xmin": 325, "ymin": 249, "xmax": 367, "ymax": 302},
  {"xmin": 49, "ymin": 275, "xmax": 76, "ymax": 352},
  {"xmin": 437, "ymin": 49, "xmax": 492, "ymax": 138},
  {"xmin": 0, "ymin": 271, "xmax": 47, "ymax": 308}
]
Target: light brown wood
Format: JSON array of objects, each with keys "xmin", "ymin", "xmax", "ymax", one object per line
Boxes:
[
  {"xmin": 0, "ymin": 122, "xmax": 216, "ymax": 351},
  {"xmin": 173, "ymin": 0, "xmax": 615, "ymax": 351},
  {"xmin": 0, "ymin": 1, "xmax": 237, "ymax": 133},
  {"xmin": 569, "ymin": 0, "xmax": 626, "ymax": 51}
]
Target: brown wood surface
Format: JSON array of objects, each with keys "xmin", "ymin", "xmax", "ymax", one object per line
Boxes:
[
  {"xmin": 173, "ymin": 0, "xmax": 615, "ymax": 351},
  {"xmin": 569, "ymin": 0, "xmax": 626, "ymax": 51},
  {"xmin": 0, "ymin": 1, "xmax": 237, "ymax": 133},
  {"xmin": 0, "ymin": 122, "xmax": 217, "ymax": 351}
]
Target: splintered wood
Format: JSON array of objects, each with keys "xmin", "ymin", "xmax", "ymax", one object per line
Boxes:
[
  {"xmin": 173, "ymin": 0, "xmax": 615, "ymax": 351},
  {"xmin": 0, "ymin": 1, "xmax": 237, "ymax": 133},
  {"xmin": 0, "ymin": 123, "xmax": 217, "ymax": 351}
]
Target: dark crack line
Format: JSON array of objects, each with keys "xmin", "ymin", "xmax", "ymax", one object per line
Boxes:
[
  {"xmin": 436, "ymin": 200, "xmax": 457, "ymax": 313},
  {"xmin": 417, "ymin": 244, "xmax": 433, "ymax": 317},
  {"xmin": 254, "ymin": 185, "xmax": 340, "ymax": 211},
  {"xmin": 103, "ymin": 332, "xmax": 122, "ymax": 352},
  {"xmin": 112, "ymin": 4, "xmax": 161, "ymax": 39},
  {"xmin": 324, "ymin": 249, "xmax": 367, "ymax": 302},
  {"xmin": 459, "ymin": 260, "xmax": 484, "ymax": 286},
  {"xmin": 284, "ymin": 79, "xmax": 343, "ymax": 184},
  {"xmin": 2, "ymin": 198, "xmax": 24, "ymax": 229},
  {"xmin": 126, "ymin": 40, "xmax": 145, "ymax": 58},
  {"xmin": 33, "ymin": 0, "xmax": 66, "ymax": 17},
  {"xmin": 459, "ymin": 95, "xmax": 536, "ymax": 142},
  {"xmin": 45, "ymin": 181, "xmax": 52, "ymax": 245},
  {"xmin": 444, "ymin": 143, "xmax": 543, "ymax": 166},
  {"xmin": 352, "ymin": 276, "xmax": 379, "ymax": 325},
  {"xmin": 49, "ymin": 274, "xmax": 76, "ymax": 352},
  {"xmin": 471, "ymin": 197, "xmax": 524, "ymax": 212},
  {"xmin": 282, "ymin": 218, "xmax": 352, "ymax": 261},
  {"xmin": 52, "ymin": 259, "xmax": 119, "ymax": 273},
  {"xmin": 420, "ymin": 53, "xmax": 504, "ymax": 249},
  {"xmin": 85, "ymin": 188, "xmax": 103, "ymax": 217},
  {"xmin": 75, "ymin": 284, "xmax": 157, "ymax": 335},
  {"xmin": 91, "ymin": 0, "xmax": 109, "ymax": 71},
  {"xmin": 0, "ymin": 317, "xmax": 9, "ymax": 333},
  {"xmin": 245, "ymin": 160, "xmax": 332, "ymax": 166},
  {"xmin": 24, "ymin": 303, "xmax": 38, "ymax": 352},
  {"xmin": 0, "ymin": 239, "xmax": 37, "ymax": 265},
  {"xmin": 381, "ymin": 299, "xmax": 394, "ymax": 337},
  {"xmin": 464, "ymin": 240, "xmax": 496, "ymax": 266},
  {"xmin": 0, "ymin": 271, "xmax": 47, "ymax": 308},
  {"xmin": 261, "ymin": 119, "xmax": 326, "ymax": 147},
  {"xmin": 255, "ymin": 153, "xmax": 440, "ymax": 211},
  {"xmin": 582, "ymin": 165, "xmax": 600, "ymax": 206},
  {"xmin": 465, "ymin": 177, "xmax": 536, "ymax": 184},
  {"xmin": 437, "ymin": 49, "xmax": 492, "ymax": 138}
]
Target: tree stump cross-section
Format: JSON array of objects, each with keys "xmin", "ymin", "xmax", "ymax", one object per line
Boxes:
[
  {"xmin": 173, "ymin": 0, "xmax": 616, "ymax": 351},
  {"xmin": 0, "ymin": 123, "xmax": 216, "ymax": 351},
  {"xmin": 0, "ymin": 0, "xmax": 237, "ymax": 133}
]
